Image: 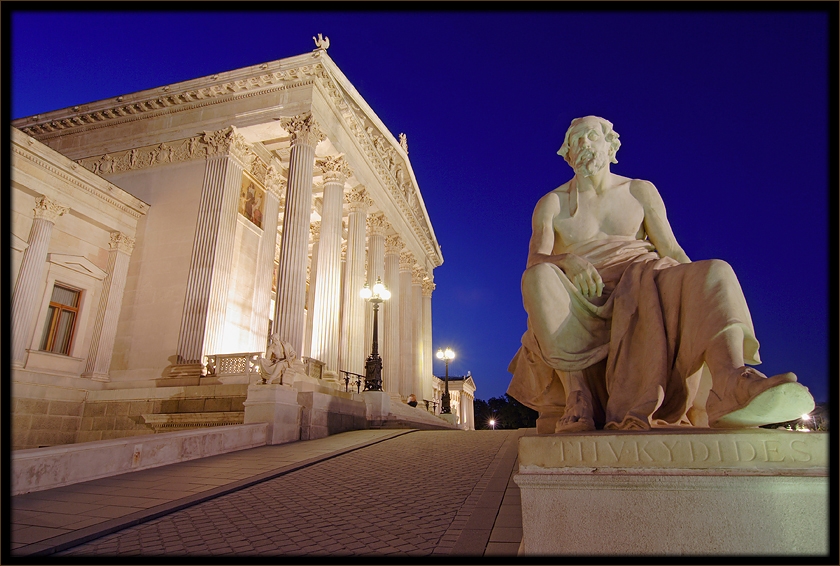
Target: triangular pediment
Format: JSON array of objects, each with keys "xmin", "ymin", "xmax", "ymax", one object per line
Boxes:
[{"xmin": 47, "ymin": 254, "xmax": 107, "ymax": 280}]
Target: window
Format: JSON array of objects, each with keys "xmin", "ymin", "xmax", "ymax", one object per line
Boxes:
[{"xmin": 39, "ymin": 284, "xmax": 80, "ymax": 355}]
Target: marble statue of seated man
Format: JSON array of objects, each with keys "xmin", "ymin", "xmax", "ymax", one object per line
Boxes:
[
  {"xmin": 507, "ymin": 115, "xmax": 814, "ymax": 433},
  {"xmin": 258, "ymin": 333, "xmax": 297, "ymax": 385}
]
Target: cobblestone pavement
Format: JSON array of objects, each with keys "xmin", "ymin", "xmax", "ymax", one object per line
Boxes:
[{"xmin": 57, "ymin": 430, "xmax": 522, "ymax": 557}]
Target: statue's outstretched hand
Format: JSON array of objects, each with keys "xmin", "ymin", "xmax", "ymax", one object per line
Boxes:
[{"xmin": 560, "ymin": 254, "xmax": 604, "ymax": 298}]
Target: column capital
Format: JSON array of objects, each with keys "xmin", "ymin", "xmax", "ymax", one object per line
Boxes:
[
  {"xmin": 109, "ymin": 232, "xmax": 136, "ymax": 254},
  {"xmin": 345, "ymin": 186, "xmax": 372, "ymax": 213},
  {"xmin": 318, "ymin": 155, "xmax": 352, "ymax": 184},
  {"xmin": 366, "ymin": 213, "xmax": 389, "ymax": 237},
  {"xmin": 201, "ymin": 126, "xmax": 252, "ymax": 167},
  {"xmin": 264, "ymin": 165, "xmax": 287, "ymax": 199},
  {"xmin": 310, "ymin": 221, "xmax": 321, "ymax": 242},
  {"xmin": 411, "ymin": 264, "xmax": 426, "ymax": 285},
  {"xmin": 282, "ymin": 113, "xmax": 326, "ymax": 149},
  {"xmin": 422, "ymin": 279, "xmax": 436, "ymax": 297},
  {"xmin": 385, "ymin": 234, "xmax": 404, "ymax": 255},
  {"xmin": 33, "ymin": 196, "xmax": 69, "ymax": 222},
  {"xmin": 399, "ymin": 250, "xmax": 414, "ymax": 271}
]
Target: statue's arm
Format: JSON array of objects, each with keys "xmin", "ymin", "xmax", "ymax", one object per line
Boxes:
[
  {"xmin": 526, "ymin": 192, "xmax": 603, "ymax": 297},
  {"xmin": 632, "ymin": 180, "xmax": 691, "ymax": 263},
  {"xmin": 525, "ymin": 194, "xmax": 560, "ymax": 269}
]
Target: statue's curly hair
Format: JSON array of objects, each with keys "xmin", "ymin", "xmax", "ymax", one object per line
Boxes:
[{"xmin": 557, "ymin": 116, "xmax": 621, "ymax": 165}]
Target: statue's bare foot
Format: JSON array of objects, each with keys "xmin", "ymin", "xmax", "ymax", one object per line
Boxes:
[
  {"xmin": 555, "ymin": 390, "xmax": 596, "ymax": 433},
  {"xmin": 707, "ymin": 367, "xmax": 814, "ymax": 428}
]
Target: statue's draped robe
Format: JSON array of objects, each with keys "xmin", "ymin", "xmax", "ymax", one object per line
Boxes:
[{"xmin": 507, "ymin": 236, "xmax": 760, "ymax": 428}]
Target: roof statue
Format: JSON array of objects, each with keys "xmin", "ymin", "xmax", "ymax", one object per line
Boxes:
[
  {"xmin": 399, "ymin": 133, "xmax": 408, "ymax": 154},
  {"xmin": 313, "ymin": 33, "xmax": 330, "ymax": 51}
]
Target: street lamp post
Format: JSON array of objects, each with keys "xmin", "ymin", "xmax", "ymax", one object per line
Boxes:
[
  {"xmin": 361, "ymin": 276, "xmax": 390, "ymax": 392},
  {"xmin": 436, "ymin": 347, "xmax": 455, "ymax": 414}
]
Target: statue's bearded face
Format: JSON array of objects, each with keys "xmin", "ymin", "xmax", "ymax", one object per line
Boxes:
[{"xmin": 568, "ymin": 125, "xmax": 610, "ymax": 177}]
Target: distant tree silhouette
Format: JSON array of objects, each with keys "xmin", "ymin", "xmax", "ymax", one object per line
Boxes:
[{"xmin": 474, "ymin": 394, "xmax": 538, "ymax": 429}]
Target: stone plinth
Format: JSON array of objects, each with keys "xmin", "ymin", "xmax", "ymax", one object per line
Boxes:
[
  {"xmin": 12, "ymin": 423, "xmax": 267, "ymax": 495},
  {"xmin": 515, "ymin": 429, "xmax": 828, "ymax": 556},
  {"xmin": 364, "ymin": 391, "xmax": 391, "ymax": 424},
  {"xmin": 242, "ymin": 383, "xmax": 302, "ymax": 445},
  {"xmin": 298, "ymin": 391, "xmax": 367, "ymax": 440}
]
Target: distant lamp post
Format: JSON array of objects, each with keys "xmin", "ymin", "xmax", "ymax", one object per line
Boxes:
[
  {"xmin": 360, "ymin": 276, "xmax": 390, "ymax": 391},
  {"xmin": 436, "ymin": 347, "xmax": 455, "ymax": 414},
  {"xmin": 800, "ymin": 413, "xmax": 812, "ymax": 431},
  {"xmin": 489, "ymin": 418, "xmax": 496, "ymax": 430}
]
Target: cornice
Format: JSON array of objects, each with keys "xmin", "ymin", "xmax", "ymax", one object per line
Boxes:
[{"xmin": 12, "ymin": 134, "xmax": 148, "ymax": 221}]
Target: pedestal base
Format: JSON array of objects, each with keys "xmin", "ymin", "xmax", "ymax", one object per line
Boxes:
[
  {"xmin": 242, "ymin": 383, "xmax": 301, "ymax": 445},
  {"xmin": 439, "ymin": 413, "xmax": 458, "ymax": 426},
  {"xmin": 515, "ymin": 429, "xmax": 828, "ymax": 556}
]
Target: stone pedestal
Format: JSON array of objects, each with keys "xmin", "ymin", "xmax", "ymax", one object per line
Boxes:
[
  {"xmin": 439, "ymin": 413, "xmax": 458, "ymax": 426},
  {"xmin": 242, "ymin": 383, "xmax": 302, "ymax": 445},
  {"xmin": 515, "ymin": 429, "xmax": 828, "ymax": 556},
  {"xmin": 364, "ymin": 390, "xmax": 391, "ymax": 424}
]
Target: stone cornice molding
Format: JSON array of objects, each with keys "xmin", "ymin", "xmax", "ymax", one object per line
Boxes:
[
  {"xmin": 399, "ymin": 250, "xmax": 414, "ymax": 271},
  {"xmin": 385, "ymin": 234, "xmax": 404, "ymax": 255},
  {"xmin": 109, "ymin": 232, "xmax": 136, "ymax": 254},
  {"xmin": 366, "ymin": 213, "xmax": 388, "ymax": 237},
  {"xmin": 15, "ymin": 54, "xmax": 326, "ymax": 140},
  {"xmin": 264, "ymin": 165, "xmax": 287, "ymax": 199},
  {"xmin": 282, "ymin": 113, "xmax": 325, "ymax": 149},
  {"xmin": 33, "ymin": 196, "xmax": 69, "ymax": 223},
  {"xmin": 411, "ymin": 265, "xmax": 426, "ymax": 285},
  {"xmin": 318, "ymin": 155, "xmax": 352, "ymax": 184},
  {"xmin": 345, "ymin": 186, "xmax": 371, "ymax": 213},
  {"xmin": 12, "ymin": 130, "xmax": 148, "ymax": 221},
  {"xmin": 310, "ymin": 221, "xmax": 321, "ymax": 242},
  {"xmin": 422, "ymin": 279, "xmax": 436, "ymax": 297}
]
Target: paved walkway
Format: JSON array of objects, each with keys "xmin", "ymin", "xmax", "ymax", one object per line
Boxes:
[{"xmin": 10, "ymin": 428, "xmax": 528, "ymax": 557}]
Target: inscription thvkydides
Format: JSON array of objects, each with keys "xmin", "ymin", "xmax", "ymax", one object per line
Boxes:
[{"xmin": 519, "ymin": 430, "xmax": 827, "ymax": 471}]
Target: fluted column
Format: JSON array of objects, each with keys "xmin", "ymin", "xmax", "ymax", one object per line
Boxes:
[
  {"xmin": 250, "ymin": 166, "xmax": 285, "ymax": 352},
  {"xmin": 364, "ymin": 214, "xmax": 387, "ymax": 357},
  {"xmin": 303, "ymin": 222, "xmax": 320, "ymax": 359},
  {"xmin": 174, "ymin": 127, "xmax": 252, "ymax": 378},
  {"xmin": 310, "ymin": 156, "xmax": 350, "ymax": 373},
  {"xmin": 422, "ymin": 278, "xmax": 435, "ymax": 403},
  {"xmin": 398, "ymin": 250, "xmax": 414, "ymax": 398},
  {"xmin": 82, "ymin": 232, "xmax": 135, "ymax": 381},
  {"xmin": 382, "ymin": 235, "xmax": 403, "ymax": 395},
  {"xmin": 12, "ymin": 196, "xmax": 69, "ymax": 366},
  {"xmin": 411, "ymin": 265, "xmax": 425, "ymax": 401},
  {"xmin": 273, "ymin": 113, "xmax": 325, "ymax": 356},
  {"xmin": 339, "ymin": 187, "xmax": 371, "ymax": 376}
]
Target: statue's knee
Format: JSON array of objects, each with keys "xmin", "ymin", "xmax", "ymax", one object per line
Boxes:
[
  {"xmin": 522, "ymin": 263, "xmax": 558, "ymax": 286},
  {"xmin": 704, "ymin": 259, "xmax": 737, "ymax": 281}
]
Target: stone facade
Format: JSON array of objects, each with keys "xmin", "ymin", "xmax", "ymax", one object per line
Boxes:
[
  {"xmin": 432, "ymin": 375, "xmax": 477, "ymax": 430},
  {"xmin": 10, "ymin": 43, "xmax": 444, "ymax": 448}
]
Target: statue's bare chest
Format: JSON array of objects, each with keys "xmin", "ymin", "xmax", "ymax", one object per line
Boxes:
[{"xmin": 552, "ymin": 186, "xmax": 645, "ymax": 249}]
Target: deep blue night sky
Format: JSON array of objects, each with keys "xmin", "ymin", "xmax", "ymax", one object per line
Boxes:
[{"xmin": 9, "ymin": 8, "xmax": 833, "ymax": 405}]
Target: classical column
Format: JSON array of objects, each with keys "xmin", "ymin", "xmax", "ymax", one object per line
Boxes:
[
  {"xmin": 310, "ymin": 156, "xmax": 350, "ymax": 374},
  {"xmin": 422, "ymin": 278, "xmax": 436, "ymax": 403},
  {"xmin": 339, "ymin": 187, "xmax": 370, "ymax": 376},
  {"xmin": 12, "ymin": 196, "xmax": 69, "ymax": 366},
  {"xmin": 364, "ymin": 214, "xmax": 387, "ymax": 357},
  {"xmin": 174, "ymin": 127, "xmax": 252, "ymax": 378},
  {"xmin": 382, "ymin": 234, "xmax": 403, "ymax": 395},
  {"xmin": 398, "ymin": 250, "xmax": 414, "ymax": 398},
  {"xmin": 250, "ymin": 165, "xmax": 285, "ymax": 353},
  {"xmin": 82, "ymin": 232, "xmax": 135, "ymax": 381},
  {"xmin": 302, "ymin": 221, "xmax": 320, "ymax": 359},
  {"xmin": 273, "ymin": 113, "xmax": 325, "ymax": 356},
  {"xmin": 411, "ymin": 264, "xmax": 425, "ymax": 401}
]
